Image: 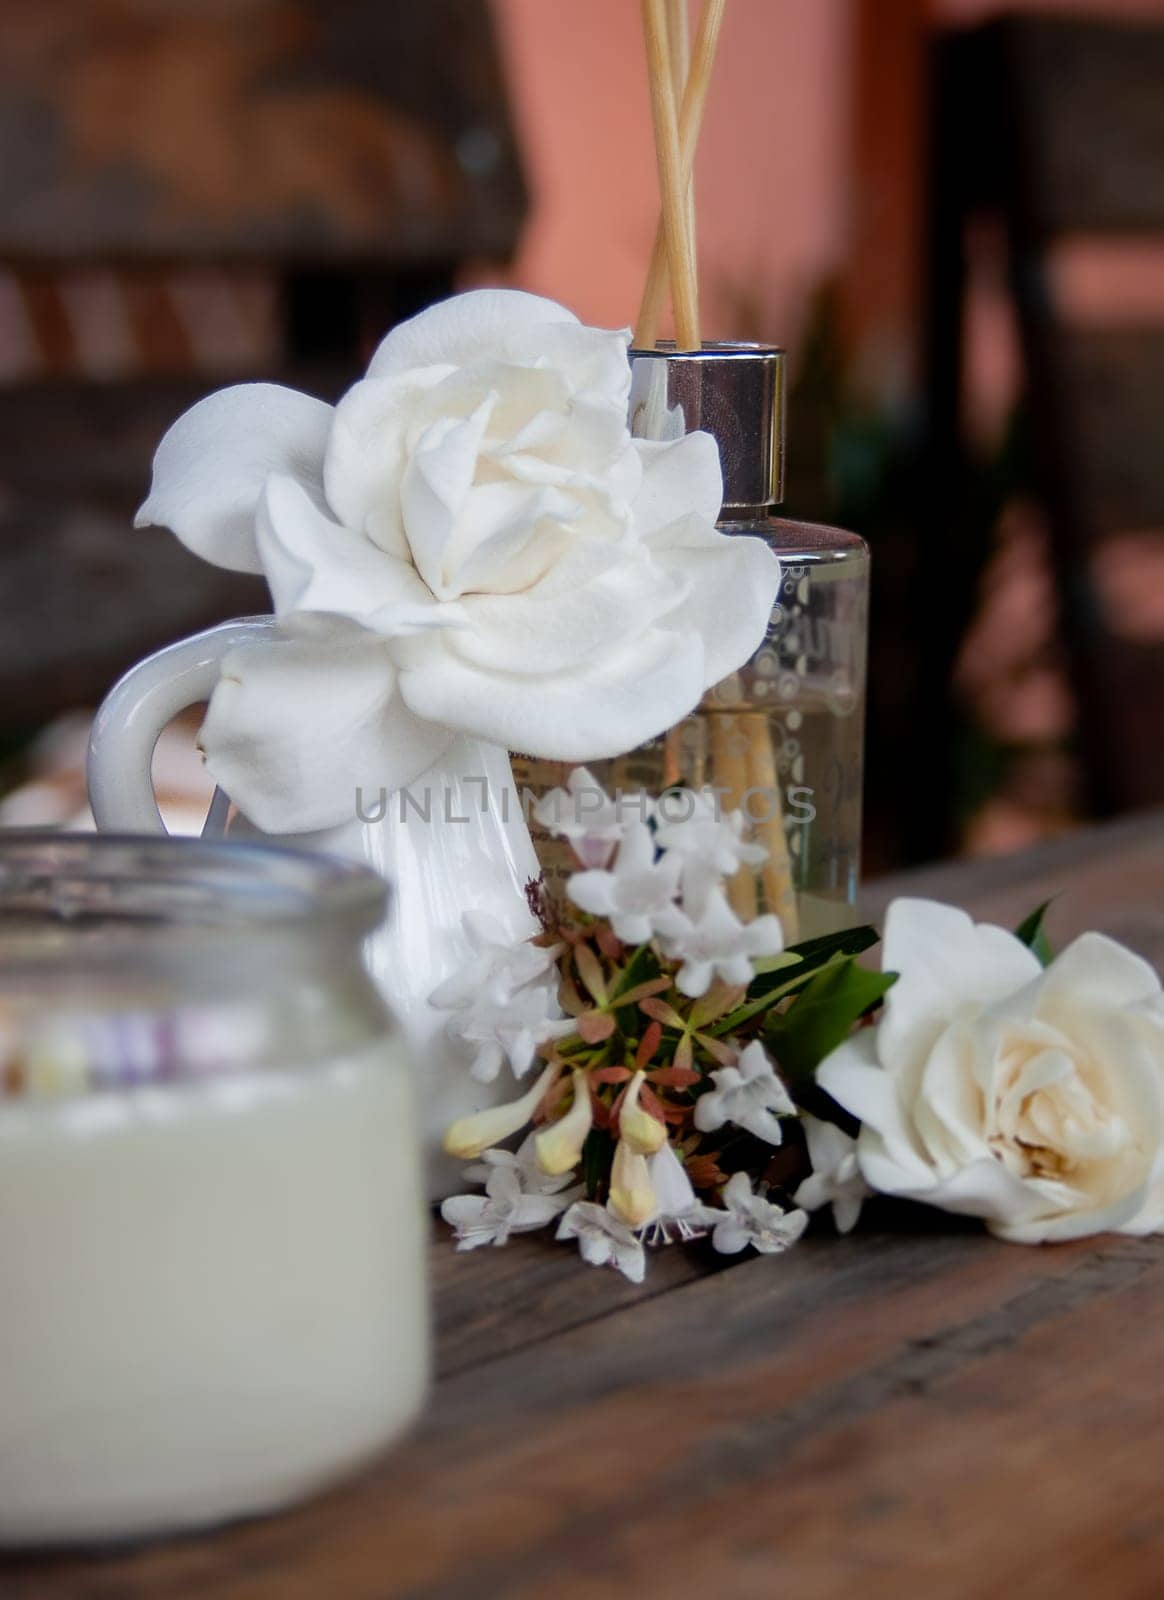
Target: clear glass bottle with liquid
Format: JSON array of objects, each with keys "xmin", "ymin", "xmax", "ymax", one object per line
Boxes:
[{"xmin": 514, "ymin": 343, "xmax": 869, "ymax": 942}]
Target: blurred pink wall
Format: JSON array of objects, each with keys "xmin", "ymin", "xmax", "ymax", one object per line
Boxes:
[
  {"xmin": 490, "ymin": 0, "xmax": 1164, "ymax": 366},
  {"xmin": 489, "ymin": 0, "xmax": 853, "ymax": 346}
]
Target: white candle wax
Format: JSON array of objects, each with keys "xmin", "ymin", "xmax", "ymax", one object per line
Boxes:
[{"xmin": 0, "ymin": 1041, "xmax": 428, "ymax": 1546}]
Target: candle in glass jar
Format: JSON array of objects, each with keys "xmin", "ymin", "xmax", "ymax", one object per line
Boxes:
[{"xmin": 0, "ymin": 835, "xmax": 430, "ymax": 1547}]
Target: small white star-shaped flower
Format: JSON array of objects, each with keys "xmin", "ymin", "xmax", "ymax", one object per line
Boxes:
[
  {"xmin": 534, "ymin": 767, "xmax": 648, "ymax": 868},
  {"xmin": 429, "ymin": 911, "xmax": 559, "ymax": 1010},
  {"xmin": 441, "ymin": 1152, "xmax": 579, "ymax": 1250},
  {"xmin": 446, "ymin": 978, "xmax": 574, "ymax": 1083},
  {"xmin": 652, "ymin": 788, "xmax": 768, "ymax": 896},
  {"xmin": 711, "ymin": 1172, "xmax": 807, "ymax": 1256},
  {"xmin": 566, "ymin": 820, "xmax": 682, "ymax": 944},
  {"xmin": 793, "ymin": 1114, "xmax": 870, "ymax": 1234},
  {"xmin": 656, "ymin": 885, "xmax": 784, "ymax": 997},
  {"xmin": 556, "ymin": 1200, "xmax": 647, "ymax": 1283},
  {"xmin": 694, "ymin": 1040, "xmax": 797, "ymax": 1145}
]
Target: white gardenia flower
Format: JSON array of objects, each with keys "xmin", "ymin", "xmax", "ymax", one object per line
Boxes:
[
  {"xmin": 533, "ymin": 766, "xmax": 646, "ymax": 868},
  {"xmin": 793, "ymin": 1115, "xmax": 870, "ymax": 1234},
  {"xmin": 429, "ymin": 911, "xmax": 559, "ymax": 1010},
  {"xmin": 652, "ymin": 789, "xmax": 767, "ymax": 896},
  {"xmin": 446, "ymin": 979, "xmax": 574, "ymax": 1084},
  {"xmin": 137, "ymin": 289, "xmax": 780, "ymax": 833},
  {"xmin": 641, "ymin": 1143, "xmax": 723, "ymax": 1245},
  {"xmin": 818, "ymin": 898, "xmax": 1164, "ymax": 1244},
  {"xmin": 711, "ymin": 1172, "xmax": 808, "ymax": 1256},
  {"xmin": 566, "ymin": 821, "xmax": 682, "ymax": 944},
  {"xmin": 657, "ymin": 885, "xmax": 785, "ymax": 997},
  {"xmin": 694, "ymin": 1040, "xmax": 797, "ymax": 1144},
  {"xmin": 441, "ymin": 1156, "xmax": 578, "ymax": 1251},
  {"xmin": 557, "ymin": 1200, "xmax": 647, "ymax": 1283}
]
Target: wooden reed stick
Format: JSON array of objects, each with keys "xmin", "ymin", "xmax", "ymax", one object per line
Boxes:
[
  {"xmin": 640, "ymin": 0, "xmax": 699, "ymax": 350},
  {"xmin": 665, "ymin": 0, "xmax": 699, "ymax": 315},
  {"xmin": 666, "ymin": 0, "xmax": 690, "ymax": 95},
  {"xmin": 708, "ymin": 701, "xmax": 759, "ymax": 922},
  {"xmin": 743, "ymin": 714, "xmax": 801, "ymax": 942},
  {"xmin": 635, "ymin": 0, "xmax": 725, "ymax": 349}
]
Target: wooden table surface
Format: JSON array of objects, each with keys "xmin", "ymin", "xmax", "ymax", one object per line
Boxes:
[{"xmin": 8, "ymin": 810, "xmax": 1164, "ymax": 1599}]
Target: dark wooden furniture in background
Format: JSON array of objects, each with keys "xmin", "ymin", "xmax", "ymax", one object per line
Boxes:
[
  {"xmin": 917, "ymin": 14, "xmax": 1164, "ymax": 858},
  {"xmin": 6, "ymin": 808, "xmax": 1164, "ymax": 1598},
  {"xmin": 0, "ymin": 0, "xmax": 526, "ymax": 736}
]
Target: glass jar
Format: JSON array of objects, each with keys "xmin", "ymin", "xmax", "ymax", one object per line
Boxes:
[
  {"xmin": 514, "ymin": 344, "xmax": 869, "ymax": 942},
  {"xmin": 0, "ymin": 833, "xmax": 428, "ymax": 1548}
]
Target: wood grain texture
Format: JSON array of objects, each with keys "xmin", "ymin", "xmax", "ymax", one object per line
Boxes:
[{"xmin": 6, "ymin": 813, "xmax": 1164, "ymax": 1597}]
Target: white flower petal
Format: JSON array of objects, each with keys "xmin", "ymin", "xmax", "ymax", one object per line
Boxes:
[
  {"xmin": 322, "ymin": 370, "xmax": 454, "ymax": 552},
  {"xmin": 647, "ymin": 513, "xmax": 780, "ymax": 689},
  {"xmin": 136, "ymin": 383, "xmax": 332, "ymax": 573},
  {"xmin": 440, "ymin": 1195, "xmax": 490, "ymax": 1229},
  {"xmin": 198, "ymin": 622, "xmax": 452, "ymax": 833},
  {"xmin": 878, "ymin": 898, "xmax": 1042, "ymax": 1082},
  {"xmin": 396, "ymin": 627, "xmax": 706, "ymax": 761},
  {"xmin": 1034, "ymin": 930, "xmax": 1162, "ymax": 1016},
  {"xmin": 632, "ymin": 432, "xmax": 723, "ymax": 535},
  {"xmin": 256, "ymin": 473, "xmax": 451, "ymax": 630},
  {"xmin": 368, "ymin": 289, "xmax": 581, "ymax": 376},
  {"xmin": 648, "ymin": 1142, "xmax": 698, "ymax": 1219},
  {"xmin": 501, "ymin": 322, "xmax": 633, "ymax": 404},
  {"xmin": 450, "ymin": 541, "xmax": 686, "ymax": 676},
  {"xmin": 818, "ymin": 1031, "xmax": 936, "ymax": 1185},
  {"xmin": 710, "ymin": 1216, "xmax": 751, "ymax": 1254},
  {"xmin": 400, "ymin": 399, "xmax": 497, "ymax": 595}
]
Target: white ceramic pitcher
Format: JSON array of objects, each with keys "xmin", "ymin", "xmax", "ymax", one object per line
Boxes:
[{"xmin": 87, "ymin": 616, "xmax": 543, "ymax": 1198}]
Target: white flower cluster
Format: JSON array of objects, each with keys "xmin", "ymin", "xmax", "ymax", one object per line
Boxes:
[
  {"xmin": 542, "ymin": 769, "xmax": 786, "ymax": 998},
  {"xmin": 429, "ymin": 911, "xmax": 574, "ymax": 1084}
]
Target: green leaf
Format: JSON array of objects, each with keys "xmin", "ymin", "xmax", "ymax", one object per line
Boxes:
[
  {"xmin": 750, "ymin": 951, "xmax": 804, "ymax": 977},
  {"xmin": 764, "ymin": 958, "xmax": 897, "ymax": 1083},
  {"xmin": 1014, "ymin": 900, "xmax": 1055, "ymax": 968},
  {"xmin": 743, "ymin": 925, "xmax": 880, "ymax": 1007},
  {"xmin": 708, "ymin": 954, "xmax": 848, "ymax": 1037},
  {"xmin": 784, "ymin": 925, "xmax": 881, "ymax": 965}
]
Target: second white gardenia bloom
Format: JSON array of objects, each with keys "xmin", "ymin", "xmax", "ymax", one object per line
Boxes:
[
  {"xmin": 694, "ymin": 1040, "xmax": 797, "ymax": 1144},
  {"xmin": 137, "ymin": 290, "xmax": 780, "ymax": 833},
  {"xmin": 818, "ymin": 898, "xmax": 1164, "ymax": 1243}
]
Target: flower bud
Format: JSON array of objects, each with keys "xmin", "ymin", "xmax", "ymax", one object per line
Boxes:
[
  {"xmin": 443, "ymin": 1063, "xmax": 560, "ymax": 1161},
  {"xmin": 535, "ymin": 1070, "xmax": 593, "ymax": 1176},
  {"xmin": 618, "ymin": 1069, "xmax": 666, "ymax": 1155},
  {"xmin": 609, "ymin": 1139, "xmax": 657, "ymax": 1228}
]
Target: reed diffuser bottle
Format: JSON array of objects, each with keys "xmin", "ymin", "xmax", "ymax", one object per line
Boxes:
[{"xmin": 516, "ymin": 343, "xmax": 869, "ymax": 941}]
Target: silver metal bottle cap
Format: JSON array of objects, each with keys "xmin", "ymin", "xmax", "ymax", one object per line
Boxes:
[{"xmin": 628, "ymin": 342, "xmax": 786, "ymax": 513}]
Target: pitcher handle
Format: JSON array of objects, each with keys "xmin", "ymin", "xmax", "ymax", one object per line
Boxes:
[{"xmin": 87, "ymin": 617, "xmax": 274, "ymax": 836}]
